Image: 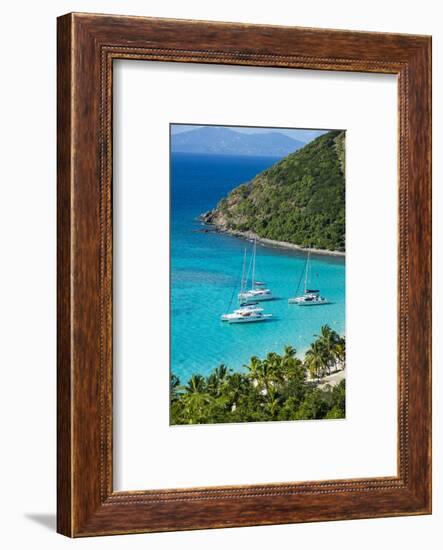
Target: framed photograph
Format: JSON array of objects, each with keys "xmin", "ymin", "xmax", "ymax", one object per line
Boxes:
[
  {"xmin": 57, "ymin": 13, "xmax": 432, "ymax": 536},
  {"xmin": 169, "ymin": 123, "xmax": 346, "ymax": 427}
]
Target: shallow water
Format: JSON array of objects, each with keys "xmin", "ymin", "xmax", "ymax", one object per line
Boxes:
[{"xmin": 171, "ymin": 153, "xmax": 345, "ymax": 383}]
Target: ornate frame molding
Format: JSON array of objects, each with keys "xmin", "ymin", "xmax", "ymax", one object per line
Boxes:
[{"xmin": 57, "ymin": 13, "xmax": 431, "ymax": 536}]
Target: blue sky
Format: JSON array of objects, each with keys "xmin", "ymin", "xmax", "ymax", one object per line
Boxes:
[{"xmin": 171, "ymin": 124, "xmax": 327, "ymax": 142}]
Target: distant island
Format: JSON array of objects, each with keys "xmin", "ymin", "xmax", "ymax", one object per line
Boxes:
[
  {"xmin": 171, "ymin": 125, "xmax": 307, "ymax": 157},
  {"xmin": 201, "ymin": 130, "xmax": 345, "ymax": 253}
]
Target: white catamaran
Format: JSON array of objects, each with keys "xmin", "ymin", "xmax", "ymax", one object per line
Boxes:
[
  {"xmin": 238, "ymin": 238, "xmax": 274, "ymax": 304},
  {"xmin": 288, "ymin": 250, "xmax": 329, "ymax": 306},
  {"xmin": 220, "ymin": 303, "xmax": 264, "ymax": 322},
  {"xmin": 220, "ymin": 242, "xmax": 274, "ymax": 323},
  {"xmin": 226, "ymin": 310, "xmax": 273, "ymax": 324}
]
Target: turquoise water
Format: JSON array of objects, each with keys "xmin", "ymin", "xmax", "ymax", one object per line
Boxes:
[{"xmin": 171, "ymin": 153, "xmax": 345, "ymax": 383}]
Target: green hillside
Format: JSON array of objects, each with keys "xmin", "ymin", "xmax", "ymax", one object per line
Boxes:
[{"xmin": 203, "ymin": 130, "xmax": 346, "ymax": 252}]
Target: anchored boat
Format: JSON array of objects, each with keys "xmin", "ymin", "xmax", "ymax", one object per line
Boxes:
[
  {"xmin": 227, "ymin": 310, "xmax": 273, "ymax": 324},
  {"xmin": 288, "ymin": 250, "xmax": 329, "ymax": 306},
  {"xmin": 220, "ymin": 303, "xmax": 263, "ymax": 322},
  {"xmin": 221, "ymin": 242, "xmax": 274, "ymax": 323},
  {"xmin": 238, "ymin": 238, "xmax": 274, "ymax": 303}
]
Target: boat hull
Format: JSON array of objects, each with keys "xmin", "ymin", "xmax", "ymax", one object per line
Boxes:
[
  {"xmin": 228, "ymin": 315, "xmax": 273, "ymax": 324},
  {"xmin": 221, "ymin": 308, "xmax": 263, "ymax": 321},
  {"xmin": 238, "ymin": 293, "xmax": 274, "ymax": 303},
  {"xmin": 297, "ymin": 301, "xmax": 329, "ymax": 306},
  {"xmin": 288, "ymin": 298, "xmax": 329, "ymax": 306}
]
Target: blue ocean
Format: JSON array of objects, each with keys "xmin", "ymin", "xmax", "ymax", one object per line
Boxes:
[{"xmin": 171, "ymin": 153, "xmax": 345, "ymax": 383}]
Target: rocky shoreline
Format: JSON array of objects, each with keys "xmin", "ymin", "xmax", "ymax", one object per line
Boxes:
[{"xmin": 199, "ymin": 211, "xmax": 345, "ymax": 258}]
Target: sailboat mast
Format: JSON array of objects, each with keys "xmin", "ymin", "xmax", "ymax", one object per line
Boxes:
[
  {"xmin": 240, "ymin": 246, "xmax": 247, "ymax": 294},
  {"xmin": 251, "ymin": 237, "xmax": 257, "ymax": 290},
  {"xmin": 304, "ymin": 251, "xmax": 310, "ymax": 293}
]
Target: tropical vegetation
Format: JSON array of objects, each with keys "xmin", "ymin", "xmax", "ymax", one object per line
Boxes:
[
  {"xmin": 203, "ymin": 130, "xmax": 345, "ymax": 252},
  {"xmin": 171, "ymin": 325, "xmax": 345, "ymax": 425}
]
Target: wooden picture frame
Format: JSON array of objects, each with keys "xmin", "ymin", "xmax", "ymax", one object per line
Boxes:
[{"xmin": 57, "ymin": 12, "xmax": 432, "ymax": 537}]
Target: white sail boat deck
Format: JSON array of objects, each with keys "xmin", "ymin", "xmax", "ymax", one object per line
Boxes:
[
  {"xmin": 220, "ymin": 303, "xmax": 263, "ymax": 321},
  {"xmin": 227, "ymin": 311, "xmax": 273, "ymax": 324}
]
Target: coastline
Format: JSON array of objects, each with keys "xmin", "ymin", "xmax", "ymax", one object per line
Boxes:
[{"xmin": 199, "ymin": 222, "xmax": 346, "ymax": 258}]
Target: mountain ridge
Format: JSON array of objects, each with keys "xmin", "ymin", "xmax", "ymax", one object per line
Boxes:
[{"xmin": 171, "ymin": 126, "xmax": 306, "ymax": 157}]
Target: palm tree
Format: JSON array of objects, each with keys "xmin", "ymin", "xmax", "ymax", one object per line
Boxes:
[
  {"xmin": 170, "ymin": 374, "xmax": 181, "ymax": 403},
  {"xmin": 181, "ymin": 392, "xmax": 210, "ymax": 424},
  {"xmin": 181, "ymin": 374, "xmax": 210, "ymax": 424},
  {"xmin": 265, "ymin": 352, "xmax": 284, "ymax": 385},
  {"xmin": 283, "ymin": 345, "xmax": 296, "ymax": 358},
  {"xmin": 316, "ymin": 325, "xmax": 342, "ymax": 374},
  {"xmin": 281, "ymin": 346, "xmax": 305, "ymax": 382},
  {"xmin": 185, "ymin": 374, "xmax": 206, "ymax": 394},
  {"xmin": 246, "ymin": 355, "xmax": 274, "ymax": 398},
  {"xmin": 266, "ymin": 395, "xmax": 280, "ymax": 418},
  {"xmin": 246, "ymin": 356, "xmax": 262, "ymax": 387},
  {"xmin": 210, "ymin": 364, "xmax": 230, "ymax": 396},
  {"xmin": 260, "ymin": 355, "xmax": 278, "ymax": 396},
  {"xmin": 305, "ymin": 341, "xmax": 327, "ymax": 380},
  {"xmin": 224, "ymin": 372, "xmax": 246, "ymax": 409},
  {"xmin": 214, "ymin": 364, "xmax": 229, "ymax": 383},
  {"xmin": 320, "ymin": 325, "xmax": 333, "ymax": 374},
  {"xmin": 206, "ymin": 372, "xmax": 220, "ymax": 397},
  {"xmin": 334, "ymin": 337, "xmax": 346, "ymax": 370}
]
